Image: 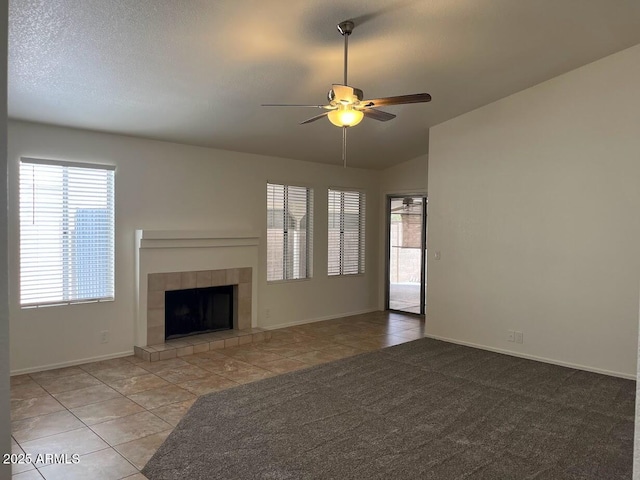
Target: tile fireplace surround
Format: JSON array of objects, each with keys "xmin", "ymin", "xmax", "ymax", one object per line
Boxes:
[{"xmin": 146, "ymin": 267, "xmax": 252, "ymax": 346}]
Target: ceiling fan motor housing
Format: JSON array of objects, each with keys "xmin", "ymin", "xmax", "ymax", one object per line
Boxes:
[{"xmin": 327, "ymin": 86, "xmax": 364, "ymax": 103}]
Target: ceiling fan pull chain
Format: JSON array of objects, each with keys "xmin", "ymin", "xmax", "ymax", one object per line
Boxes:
[{"xmin": 343, "ymin": 126, "xmax": 347, "ymax": 168}]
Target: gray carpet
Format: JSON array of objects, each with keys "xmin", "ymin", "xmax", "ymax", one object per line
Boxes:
[{"xmin": 143, "ymin": 338, "xmax": 635, "ymax": 479}]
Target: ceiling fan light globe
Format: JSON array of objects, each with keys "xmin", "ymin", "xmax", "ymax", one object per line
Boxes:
[{"xmin": 327, "ymin": 107, "xmax": 364, "ymax": 127}]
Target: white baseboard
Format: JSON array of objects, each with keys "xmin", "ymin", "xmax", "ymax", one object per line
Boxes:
[
  {"xmin": 261, "ymin": 308, "xmax": 380, "ymax": 331},
  {"xmin": 424, "ymin": 333, "xmax": 635, "ymax": 380},
  {"xmin": 10, "ymin": 350, "xmax": 135, "ymax": 376}
]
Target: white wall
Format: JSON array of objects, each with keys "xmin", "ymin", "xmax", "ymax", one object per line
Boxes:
[
  {"xmin": 0, "ymin": 1, "xmax": 11, "ymax": 478},
  {"xmin": 380, "ymin": 153, "xmax": 428, "ymax": 195},
  {"xmin": 427, "ymin": 44, "xmax": 640, "ymax": 378},
  {"xmin": 377, "ymin": 153, "xmax": 429, "ymax": 309},
  {"xmin": 8, "ymin": 121, "xmax": 381, "ymax": 373}
]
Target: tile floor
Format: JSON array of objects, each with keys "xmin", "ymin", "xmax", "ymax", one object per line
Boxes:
[{"xmin": 10, "ymin": 311, "xmax": 425, "ymax": 479}]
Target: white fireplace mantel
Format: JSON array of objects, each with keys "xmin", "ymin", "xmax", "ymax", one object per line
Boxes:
[{"xmin": 137, "ymin": 230, "xmax": 260, "ymax": 249}]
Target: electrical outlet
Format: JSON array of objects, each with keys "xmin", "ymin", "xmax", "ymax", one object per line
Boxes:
[
  {"xmin": 507, "ymin": 330, "xmax": 515, "ymax": 342},
  {"xmin": 100, "ymin": 330, "xmax": 109, "ymax": 344},
  {"xmin": 265, "ymin": 308, "xmax": 271, "ymax": 319},
  {"xmin": 434, "ymin": 251, "xmax": 441, "ymax": 260},
  {"xmin": 515, "ymin": 331, "xmax": 523, "ymax": 344}
]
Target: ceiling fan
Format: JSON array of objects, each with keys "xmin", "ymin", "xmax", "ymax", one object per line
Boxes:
[{"xmin": 262, "ymin": 20, "xmax": 432, "ymax": 167}]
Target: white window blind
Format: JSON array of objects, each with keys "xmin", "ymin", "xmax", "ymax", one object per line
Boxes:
[
  {"xmin": 267, "ymin": 183, "xmax": 313, "ymax": 281},
  {"xmin": 328, "ymin": 189, "xmax": 365, "ymax": 276},
  {"xmin": 19, "ymin": 158, "xmax": 115, "ymax": 307}
]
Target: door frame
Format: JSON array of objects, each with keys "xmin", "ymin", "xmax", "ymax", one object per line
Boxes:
[{"xmin": 385, "ymin": 194, "xmax": 427, "ymax": 315}]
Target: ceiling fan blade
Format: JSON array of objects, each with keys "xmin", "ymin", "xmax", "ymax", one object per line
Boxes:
[
  {"xmin": 300, "ymin": 112, "xmax": 330, "ymax": 124},
  {"xmin": 362, "ymin": 108, "xmax": 396, "ymax": 122},
  {"xmin": 262, "ymin": 104, "xmax": 329, "ymax": 108},
  {"xmin": 361, "ymin": 93, "xmax": 432, "ymax": 108}
]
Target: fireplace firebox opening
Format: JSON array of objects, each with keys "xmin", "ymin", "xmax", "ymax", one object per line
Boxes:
[{"xmin": 165, "ymin": 285, "xmax": 235, "ymax": 340}]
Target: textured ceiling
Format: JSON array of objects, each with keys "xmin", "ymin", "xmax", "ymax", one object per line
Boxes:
[{"xmin": 8, "ymin": 0, "xmax": 640, "ymax": 169}]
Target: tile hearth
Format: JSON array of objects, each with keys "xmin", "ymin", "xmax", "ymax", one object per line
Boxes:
[{"xmin": 134, "ymin": 328, "xmax": 270, "ymax": 362}]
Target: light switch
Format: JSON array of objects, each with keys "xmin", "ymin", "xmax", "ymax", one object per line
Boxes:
[{"xmin": 434, "ymin": 251, "xmax": 441, "ymax": 260}]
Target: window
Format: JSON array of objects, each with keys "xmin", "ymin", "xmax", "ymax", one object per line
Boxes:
[
  {"xmin": 19, "ymin": 158, "xmax": 115, "ymax": 307},
  {"xmin": 328, "ymin": 189, "xmax": 365, "ymax": 276},
  {"xmin": 266, "ymin": 183, "xmax": 313, "ymax": 281}
]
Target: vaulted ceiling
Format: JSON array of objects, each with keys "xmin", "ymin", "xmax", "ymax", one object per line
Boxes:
[{"xmin": 9, "ymin": 0, "xmax": 640, "ymax": 169}]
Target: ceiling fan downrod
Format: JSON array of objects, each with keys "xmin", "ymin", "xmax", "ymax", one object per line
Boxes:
[
  {"xmin": 337, "ymin": 20, "xmax": 354, "ymax": 168},
  {"xmin": 337, "ymin": 21, "xmax": 354, "ymax": 86}
]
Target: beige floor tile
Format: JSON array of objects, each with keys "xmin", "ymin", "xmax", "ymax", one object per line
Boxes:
[
  {"xmin": 122, "ymin": 474, "xmax": 149, "ymax": 480},
  {"xmin": 52, "ymin": 384, "xmax": 122, "ymax": 409},
  {"xmin": 79, "ymin": 357, "xmax": 136, "ymax": 374},
  {"xmin": 11, "ymin": 396, "xmax": 65, "ymax": 422},
  {"xmin": 220, "ymin": 348, "xmax": 284, "ymax": 365},
  {"xmin": 383, "ymin": 323, "xmax": 421, "ymax": 334},
  {"xmin": 37, "ymin": 447, "xmax": 137, "ymax": 480},
  {"xmin": 360, "ymin": 335, "xmax": 412, "ymax": 348},
  {"xmin": 300, "ymin": 338, "xmax": 343, "ymax": 350},
  {"xmin": 106, "ymin": 374, "xmax": 170, "ymax": 396},
  {"xmin": 21, "ymin": 427, "xmax": 108, "ymax": 466},
  {"xmin": 28, "ymin": 367, "xmax": 85, "ymax": 383},
  {"xmin": 256, "ymin": 343, "xmax": 318, "ymax": 358},
  {"xmin": 149, "ymin": 399, "xmax": 196, "ymax": 426},
  {"xmin": 89, "ymin": 411, "xmax": 172, "ymax": 446},
  {"xmin": 321, "ymin": 345, "xmax": 366, "ymax": 358},
  {"xmin": 91, "ymin": 365, "xmax": 151, "ymax": 383},
  {"xmin": 10, "ymin": 383, "xmax": 50, "ymax": 402},
  {"xmin": 289, "ymin": 350, "xmax": 341, "ymax": 366},
  {"xmin": 12, "ymin": 411, "xmax": 85, "ymax": 444},
  {"xmin": 123, "ymin": 355, "xmax": 148, "ymax": 365},
  {"xmin": 197, "ymin": 357, "xmax": 257, "ymax": 376},
  {"xmin": 70, "ymin": 397, "xmax": 145, "ymax": 426},
  {"xmin": 259, "ymin": 358, "xmax": 309, "ymax": 374},
  {"xmin": 152, "ymin": 364, "xmax": 210, "ymax": 384},
  {"xmin": 10, "ymin": 375, "xmax": 36, "ymax": 387},
  {"xmin": 257, "ymin": 337, "xmax": 301, "ymax": 348},
  {"xmin": 333, "ymin": 337, "xmax": 384, "ymax": 351},
  {"xmin": 127, "ymin": 385, "xmax": 195, "ymax": 410},
  {"xmin": 180, "ymin": 352, "xmax": 227, "ymax": 368},
  {"xmin": 11, "ymin": 470, "xmax": 44, "ymax": 479},
  {"xmin": 391, "ymin": 329, "xmax": 424, "ymax": 341},
  {"xmin": 35, "ymin": 372, "xmax": 103, "ymax": 395},
  {"xmin": 265, "ymin": 331, "xmax": 315, "ymax": 344},
  {"xmin": 114, "ymin": 429, "xmax": 172, "ymax": 470},
  {"xmin": 10, "ymin": 437, "xmax": 35, "ymax": 474},
  {"xmin": 177, "ymin": 375, "xmax": 238, "ymax": 396},
  {"xmin": 217, "ymin": 365, "xmax": 275, "ymax": 385},
  {"xmin": 138, "ymin": 358, "xmax": 189, "ymax": 373}
]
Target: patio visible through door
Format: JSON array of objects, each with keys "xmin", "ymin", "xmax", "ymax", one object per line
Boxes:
[{"xmin": 386, "ymin": 195, "xmax": 426, "ymax": 315}]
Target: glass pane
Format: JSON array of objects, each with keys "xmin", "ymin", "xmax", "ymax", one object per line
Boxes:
[{"xmin": 388, "ymin": 196, "xmax": 424, "ymax": 314}]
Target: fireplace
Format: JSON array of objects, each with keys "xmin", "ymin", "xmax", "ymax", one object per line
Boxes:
[
  {"xmin": 165, "ymin": 285, "xmax": 234, "ymax": 340},
  {"xmin": 136, "ymin": 230, "xmax": 259, "ymax": 348}
]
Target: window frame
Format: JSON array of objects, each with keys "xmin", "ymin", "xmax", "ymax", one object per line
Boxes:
[
  {"xmin": 266, "ymin": 182, "xmax": 314, "ymax": 283},
  {"xmin": 19, "ymin": 157, "xmax": 116, "ymax": 308}
]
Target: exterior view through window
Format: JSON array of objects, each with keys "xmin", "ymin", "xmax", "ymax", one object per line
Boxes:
[
  {"xmin": 266, "ymin": 183, "xmax": 313, "ymax": 281},
  {"xmin": 19, "ymin": 158, "xmax": 115, "ymax": 307},
  {"xmin": 328, "ymin": 189, "xmax": 365, "ymax": 276}
]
